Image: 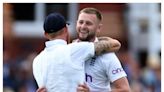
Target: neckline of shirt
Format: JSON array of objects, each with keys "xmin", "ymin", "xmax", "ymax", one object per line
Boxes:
[{"xmin": 45, "ymin": 39, "xmax": 67, "ymax": 47}]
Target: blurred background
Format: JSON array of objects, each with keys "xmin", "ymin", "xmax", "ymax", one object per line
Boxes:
[{"xmin": 3, "ymin": 3, "xmax": 161, "ymax": 92}]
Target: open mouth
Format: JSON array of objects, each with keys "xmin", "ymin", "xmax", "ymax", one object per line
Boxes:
[{"xmin": 80, "ymin": 30, "xmax": 88, "ymax": 34}]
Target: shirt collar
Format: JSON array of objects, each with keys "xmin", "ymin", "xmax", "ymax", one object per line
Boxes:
[
  {"xmin": 75, "ymin": 37, "xmax": 99, "ymax": 42},
  {"xmin": 94, "ymin": 37, "xmax": 99, "ymax": 42},
  {"xmin": 45, "ymin": 39, "xmax": 67, "ymax": 48}
]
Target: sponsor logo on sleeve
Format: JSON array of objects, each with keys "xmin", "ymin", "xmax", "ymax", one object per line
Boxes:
[{"xmin": 112, "ymin": 68, "xmax": 124, "ymax": 74}]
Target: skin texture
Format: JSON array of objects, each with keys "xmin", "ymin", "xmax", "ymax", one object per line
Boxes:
[
  {"xmin": 76, "ymin": 12, "xmax": 101, "ymax": 42},
  {"xmin": 98, "ymin": 37, "xmax": 121, "ymax": 52}
]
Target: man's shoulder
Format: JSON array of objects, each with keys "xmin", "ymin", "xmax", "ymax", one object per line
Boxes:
[
  {"xmin": 96, "ymin": 52, "xmax": 119, "ymax": 63},
  {"xmin": 100, "ymin": 52, "xmax": 117, "ymax": 58},
  {"xmin": 33, "ymin": 50, "xmax": 45, "ymax": 62}
]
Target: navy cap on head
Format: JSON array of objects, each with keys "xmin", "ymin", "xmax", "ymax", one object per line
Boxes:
[{"xmin": 43, "ymin": 12, "xmax": 67, "ymax": 33}]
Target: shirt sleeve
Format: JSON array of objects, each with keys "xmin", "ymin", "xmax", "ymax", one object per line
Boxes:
[
  {"xmin": 69, "ymin": 42, "xmax": 95, "ymax": 62},
  {"xmin": 101, "ymin": 53, "xmax": 127, "ymax": 82}
]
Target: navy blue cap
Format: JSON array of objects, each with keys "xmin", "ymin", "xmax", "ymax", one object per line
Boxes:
[{"xmin": 43, "ymin": 12, "xmax": 67, "ymax": 33}]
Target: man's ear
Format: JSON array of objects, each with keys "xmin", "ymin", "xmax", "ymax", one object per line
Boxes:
[
  {"xmin": 63, "ymin": 26, "xmax": 71, "ymax": 43},
  {"xmin": 97, "ymin": 23, "xmax": 103, "ymax": 33},
  {"xmin": 63, "ymin": 26, "xmax": 68, "ymax": 34},
  {"xmin": 44, "ymin": 32, "xmax": 49, "ymax": 39}
]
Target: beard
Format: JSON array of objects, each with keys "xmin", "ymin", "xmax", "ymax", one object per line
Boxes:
[{"xmin": 78, "ymin": 33, "xmax": 95, "ymax": 41}]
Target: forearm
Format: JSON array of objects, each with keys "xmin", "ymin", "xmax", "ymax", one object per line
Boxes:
[
  {"xmin": 94, "ymin": 41, "xmax": 110, "ymax": 55},
  {"xmin": 97, "ymin": 37, "xmax": 121, "ymax": 52},
  {"xmin": 107, "ymin": 39, "xmax": 121, "ymax": 52},
  {"xmin": 94, "ymin": 37, "xmax": 121, "ymax": 55},
  {"xmin": 110, "ymin": 88, "xmax": 131, "ymax": 92}
]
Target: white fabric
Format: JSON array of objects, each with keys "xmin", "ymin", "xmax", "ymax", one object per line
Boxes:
[
  {"xmin": 33, "ymin": 39, "xmax": 94, "ymax": 92},
  {"xmin": 85, "ymin": 53, "xmax": 127, "ymax": 92},
  {"xmin": 74, "ymin": 38, "xmax": 127, "ymax": 92}
]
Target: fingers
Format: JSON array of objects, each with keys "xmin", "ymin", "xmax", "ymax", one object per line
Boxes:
[
  {"xmin": 77, "ymin": 83, "xmax": 90, "ymax": 92},
  {"xmin": 36, "ymin": 87, "xmax": 47, "ymax": 92}
]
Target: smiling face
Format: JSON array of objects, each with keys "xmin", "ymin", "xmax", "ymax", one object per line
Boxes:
[{"xmin": 76, "ymin": 12, "xmax": 101, "ymax": 42}]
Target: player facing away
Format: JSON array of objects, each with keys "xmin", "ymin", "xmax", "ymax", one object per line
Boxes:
[{"xmin": 33, "ymin": 12, "xmax": 121, "ymax": 92}]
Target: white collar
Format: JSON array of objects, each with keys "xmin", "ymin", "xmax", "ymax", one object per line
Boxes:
[
  {"xmin": 45, "ymin": 39, "xmax": 67, "ymax": 48},
  {"xmin": 94, "ymin": 37, "xmax": 99, "ymax": 42},
  {"xmin": 75, "ymin": 37, "xmax": 99, "ymax": 42}
]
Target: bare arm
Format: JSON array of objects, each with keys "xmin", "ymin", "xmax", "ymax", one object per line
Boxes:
[
  {"xmin": 98, "ymin": 37, "xmax": 121, "ymax": 52},
  {"xmin": 94, "ymin": 37, "xmax": 121, "ymax": 56},
  {"xmin": 111, "ymin": 77, "xmax": 131, "ymax": 92}
]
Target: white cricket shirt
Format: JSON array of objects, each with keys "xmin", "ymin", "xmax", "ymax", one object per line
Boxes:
[
  {"xmin": 74, "ymin": 38, "xmax": 127, "ymax": 92},
  {"xmin": 84, "ymin": 38, "xmax": 127, "ymax": 92},
  {"xmin": 33, "ymin": 39, "xmax": 94, "ymax": 92},
  {"xmin": 85, "ymin": 53, "xmax": 127, "ymax": 92}
]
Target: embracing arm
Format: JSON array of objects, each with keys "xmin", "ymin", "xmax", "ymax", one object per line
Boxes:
[
  {"xmin": 98, "ymin": 37, "xmax": 121, "ymax": 52},
  {"xmin": 94, "ymin": 37, "xmax": 121, "ymax": 56}
]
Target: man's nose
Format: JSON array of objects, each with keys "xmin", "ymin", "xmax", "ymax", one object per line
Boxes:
[{"xmin": 81, "ymin": 23, "xmax": 87, "ymax": 29}]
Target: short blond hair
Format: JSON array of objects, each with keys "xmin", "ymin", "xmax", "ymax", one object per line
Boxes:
[{"xmin": 79, "ymin": 7, "xmax": 102, "ymax": 21}]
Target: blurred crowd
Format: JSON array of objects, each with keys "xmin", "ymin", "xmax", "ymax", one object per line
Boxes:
[
  {"xmin": 117, "ymin": 50, "xmax": 161, "ymax": 92},
  {"xmin": 3, "ymin": 49, "xmax": 38, "ymax": 92}
]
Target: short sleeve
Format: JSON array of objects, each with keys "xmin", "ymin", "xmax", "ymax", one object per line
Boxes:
[
  {"xmin": 101, "ymin": 53, "xmax": 127, "ymax": 82},
  {"xmin": 68, "ymin": 42, "xmax": 95, "ymax": 62}
]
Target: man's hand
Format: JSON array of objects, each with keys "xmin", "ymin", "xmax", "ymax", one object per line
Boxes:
[
  {"xmin": 77, "ymin": 83, "xmax": 90, "ymax": 92},
  {"xmin": 36, "ymin": 87, "xmax": 47, "ymax": 92}
]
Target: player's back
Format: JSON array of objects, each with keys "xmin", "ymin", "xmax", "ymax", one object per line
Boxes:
[
  {"xmin": 46, "ymin": 45, "xmax": 85, "ymax": 92},
  {"xmin": 33, "ymin": 44, "xmax": 84, "ymax": 92}
]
